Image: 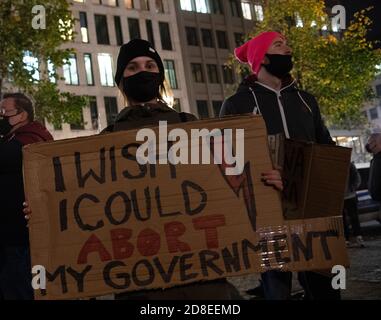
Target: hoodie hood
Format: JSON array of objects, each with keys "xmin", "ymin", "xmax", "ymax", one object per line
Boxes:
[
  {"xmin": 13, "ymin": 121, "xmax": 53, "ymax": 145},
  {"xmin": 238, "ymin": 74, "xmax": 296, "ymax": 94}
]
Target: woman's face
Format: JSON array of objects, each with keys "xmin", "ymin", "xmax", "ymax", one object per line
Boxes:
[{"xmin": 123, "ymin": 56, "xmax": 160, "ymax": 78}]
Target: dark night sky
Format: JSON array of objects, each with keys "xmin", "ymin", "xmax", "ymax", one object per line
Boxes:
[{"xmin": 326, "ymin": 0, "xmax": 381, "ymax": 48}]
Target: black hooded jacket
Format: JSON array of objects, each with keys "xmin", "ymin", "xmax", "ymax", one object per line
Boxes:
[
  {"xmin": 220, "ymin": 76, "xmax": 333, "ymax": 144},
  {"xmin": 0, "ymin": 122, "xmax": 53, "ymax": 246}
]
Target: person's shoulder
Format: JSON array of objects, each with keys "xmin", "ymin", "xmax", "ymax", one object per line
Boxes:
[
  {"xmin": 14, "ymin": 121, "xmax": 53, "ymax": 145},
  {"xmin": 297, "ymin": 89, "xmax": 317, "ymax": 102},
  {"xmin": 178, "ymin": 112, "xmax": 198, "ymax": 122}
]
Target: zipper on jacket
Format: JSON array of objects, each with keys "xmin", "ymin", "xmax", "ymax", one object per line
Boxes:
[{"xmin": 276, "ymin": 92, "xmax": 291, "ymax": 139}]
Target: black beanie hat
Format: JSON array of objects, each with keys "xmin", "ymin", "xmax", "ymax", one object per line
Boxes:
[{"xmin": 114, "ymin": 39, "xmax": 165, "ymax": 86}]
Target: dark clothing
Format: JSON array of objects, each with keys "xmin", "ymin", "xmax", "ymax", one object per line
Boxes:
[
  {"xmin": 343, "ymin": 197, "xmax": 361, "ymax": 239},
  {"xmin": 221, "ymin": 75, "xmax": 338, "ymax": 300},
  {"xmin": 220, "ymin": 75, "xmax": 333, "ymax": 144},
  {"xmin": 343, "ymin": 163, "xmax": 362, "ymax": 239},
  {"xmin": 369, "ymin": 152, "xmax": 381, "ymax": 201},
  {"xmin": 0, "ymin": 246, "xmax": 34, "ymax": 300},
  {"xmin": 102, "ymin": 102, "xmax": 197, "ymax": 133},
  {"xmin": 0, "ymin": 121, "xmax": 53, "ymax": 246},
  {"xmin": 261, "ymin": 271, "xmax": 292, "ymax": 300},
  {"xmin": 0, "ymin": 121, "xmax": 52, "ymax": 300},
  {"xmin": 345, "ymin": 162, "xmax": 361, "ymax": 198}
]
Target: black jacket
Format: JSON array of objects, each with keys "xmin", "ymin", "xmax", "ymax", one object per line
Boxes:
[
  {"xmin": 0, "ymin": 122, "xmax": 53, "ymax": 246},
  {"xmin": 369, "ymin": 152, "xmax": 381, "ymax": 201},
  {"xmin": 220, "ymin": 76, "xmax": 333, "ymax": 144},
  {"xmin": 103, "ymin": 102, "xmax": 197, "ymax": 133}
]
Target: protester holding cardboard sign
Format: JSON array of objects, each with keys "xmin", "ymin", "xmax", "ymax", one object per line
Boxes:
[
  {"xmin": 84, "ymin": 39, "xmax": 283, "ymax": 299},
  {"xmin": 220, "ymin": 31, "xmax": 339, "ymax": 300}
]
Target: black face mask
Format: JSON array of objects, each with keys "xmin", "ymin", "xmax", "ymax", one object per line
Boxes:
[
  {"xmin": 0, "ymin": 117, "xmax": 12, "ymax": 137},
  {"xmin": 263, "ymin": 54, "xmax": 293, "ymax": 79},
  {"xmin": 122, "ymin": 71, "xmax": 162, "ymax": 103}
]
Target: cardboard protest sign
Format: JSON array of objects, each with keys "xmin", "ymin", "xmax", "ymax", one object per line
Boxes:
[
  {"xmin": 23, "ymin": 115, "xmax": 350, "ymax": 300},
  {"xmin": 282, "ymin": 139, "xmax": 352, "ymax": 220}
]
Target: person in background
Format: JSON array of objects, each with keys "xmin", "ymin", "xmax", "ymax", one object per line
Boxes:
[
  {"xmin": 343, "ymin": 162, "xmax": 364, "ymax": 248},
  {"xmin": 367, "ymin": 133, "xmax": 381, "ymax": 201},
  {"xmin": 220, "ymin": 31, "xmax": 339, "ymax": 300},
  {"xmin": 0, "ymin": 93, "xmax": 53, "ymax": 300}
]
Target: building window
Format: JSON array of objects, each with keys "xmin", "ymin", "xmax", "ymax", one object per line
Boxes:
[
  {"xmin": 180, "ymin": 0, "xmax": 194, "ymax": 11},
  {"xmin": 125, "ymin": 0, "xmax": 134, "ymax": 8},
  {"xmin": 210, "ymin": 0, "xmax": 223, "ymax": 14},
  {"xmin": 48, "ymin": 60, "xmax": 56, "ymax": 83},
  {"xmin": 370, "ymin": 107, "xmax": 379, "ymax": 120},
  {"xmin": 23, "ymin": 51, "xmax": 39, "ymax": 81},
  {"xmin": 146, "ymin": 20, "xmax": 155, "ymax": 47},
  {"xmin": 180, "ymin": 0, "xmax": 213, "ymax": 13},
  {"xmin": 84, "ymin": 53, "xmax": 94, "ymax": 86},
  {"xmin": 173, "ymin": 98, "xmax": 181, "ymax": 112},
  {"xmin": 230, "ymin": 0, "xmax": 241, "ymax": 17},
  {"xmin": 79, "ymin": 12, "xmax": 89, "ymax": 43},
  {"xmin": 254, "ymin": 4, "xmax": 264, "ymax": 21},
  {"xmin": 102, "ymin": 0, "xmax": 119, "ymax": 6},
  {"xmin": 140, "ymin": 0, "xmax": 150, "ymax": 10},
  {"xmin": 164, "ymin": 60, "xmax": 178, "ymax": 89},
  {"xmin": 197, "ymin": 100, "xmax": 209, "ymax": 119},
  {"xmin": 207, "ymin": 64, "xmax": 219, "ymax": 83},
  {"xmin": 195, "ymin": 0, "xmax": 210, "ymax": 13},
  {"xmin": 222, "ymin": 66, "xmax": 234, "ymax": 84},
  {"xmin": 241, "ymin": 1, "xmax": 253, "ymax": 20},
  {"xmin": 201, "ymin": 29, "xmax": 214, "ymax": 48},
  {"xmin": 234, "ymin": 32, "xmax": 244, "ymax": 47},
  {"xmin": 104, "ymin": 97, "xmax": 119, "ymax": 126},
  {"xmin": 191, "ymin": 63, "xmax": 204, "ymax": 83},
  {"xmin": 212, "ymin": 101, "xmax": 222, "ymax": 117},
  {"xmin": 186, "ymin": 27, "xmax": 199, "ymax": 46},
  {"xmin": 63, "ymin": 54, "xmax": 79, "ymax": 85},
  {"xmin": 114, "ymin": 16, "xmax": 123, "ymax": 45},
  {"xmin": 376, "ymin": 84, "xmax": 381, "ymax": 97},
  {"xmin": 70, "ymin": 110, "xmax": 85, "ymax": 130},
  {"xmin": 88, "ymin": 96, "xmax": 99, "ymax": 130},
  {"xmin": 94, "ymin": 14, "xmax": 110, "ymax": 45},
  {"xmin": 155, "ymin": 0, "xmax": 165, "ymax": 13},
  {"xmin": 159, "ymin": 22, "xmax": 173, "ymax": 50},
  {"xmin": 128, "ymin": 18, "xmax": 141, "ymax": 39},
  {"xmin": 216, "ymin": 30, "xmax": 228, "ymax": 49},
  {"xmin": 98, "ymin": 53, "xmax": 114, "ymax": 87}
]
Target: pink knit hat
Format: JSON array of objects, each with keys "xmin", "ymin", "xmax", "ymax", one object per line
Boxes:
[{"xmin": 234, "ymin": 31, "xmax": 285, "ymax": 75}]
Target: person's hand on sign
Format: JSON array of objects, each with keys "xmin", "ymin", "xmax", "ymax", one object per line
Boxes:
[
  {"xmin": 23, "ymin": 201, "xmax": 32, "ymax": 227},
  {"xmin": 261, "ymin": 168, "xmax": 283, "ymax": 191}
]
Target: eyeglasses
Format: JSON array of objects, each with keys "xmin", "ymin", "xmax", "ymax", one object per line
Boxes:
[{"xmin": 0, "ymin": 109, "xmax": 22, "ymax": 118}]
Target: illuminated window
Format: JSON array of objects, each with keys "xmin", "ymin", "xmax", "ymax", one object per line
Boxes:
[
  {"xmin": 125, "ymin": 0, "xmax": 134, "ymax": 8},
  {"xmin": 254, "ymin": 5, "xmax": 263, "ymax": 21},
  {"xmin": 79, "ymin": 12, "xmax": 89, "ymax": 43},
  {"xmin": 164, "ymin": 60, "xmax": 178, "ymax": 89},
  {"xmin": 23, "ymin": 51, "xmax": 39, "ymax": 81},
  {"xmin": 84, "ymin": 53, "xmax": 94, "ymax": 86},
  {"xmin": 241, "ymin": 1, "xmax": 252, "ymax": 20},
  {"xmin": 98, "ymin": 53, "xmax": 114, "ymax": 87},
  {"xmin": 63, "ymin": 54, "xmax": 79, "ymax": 85}
]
